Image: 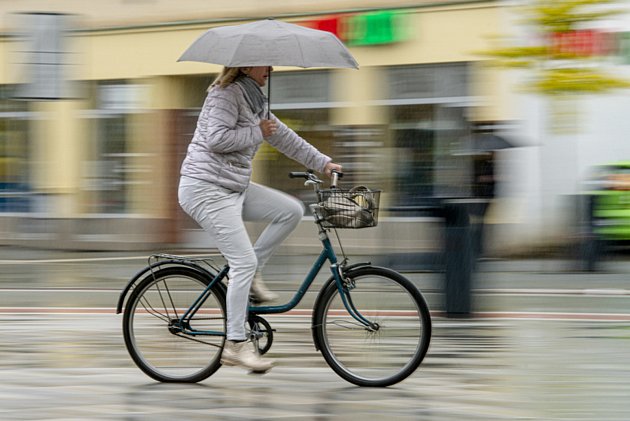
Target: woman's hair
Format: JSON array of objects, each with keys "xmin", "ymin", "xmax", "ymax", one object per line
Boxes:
[{"xmin": 210, "ymin": 67, "xmax": 244, "ymax": 90}]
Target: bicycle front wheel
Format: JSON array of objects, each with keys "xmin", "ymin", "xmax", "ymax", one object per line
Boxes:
[
  {"xmin": 122, "ymin": 266, "xmax": 226, "ymax": 383},
  {"xmin": 313, "ymin": 266, "xmax": 431, "ymax": 387}
]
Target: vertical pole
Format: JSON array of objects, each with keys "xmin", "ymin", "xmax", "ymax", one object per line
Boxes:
[{"xmin": 443, "ymin": 202, "xmax": 473, "ymax": 317}]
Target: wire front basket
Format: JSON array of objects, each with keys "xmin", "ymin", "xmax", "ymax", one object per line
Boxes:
[{"xmin": 316, "ymin": 186, "xmax": 381, "ymax": 229}]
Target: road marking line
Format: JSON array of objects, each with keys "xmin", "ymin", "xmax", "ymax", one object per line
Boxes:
[
  {"xmin": 0, "ymin": 289, "xmax": 120, "ymax": 292},
  {"xmin": 0, "ymin": 307, "xmax": 116, "ymax": 314},
  {"xmin": 0, "ymin": 254, "xmax": 221, "ymax": 265},
  {"xmin": 0, "ymin": 307, "xmax": 629, "ymax": 321},
  {"xmin": 468, "ymin": 311, "xmax": 630, "ymax": 321},
  {"xmin": 2, "ymin": 287, "xmax": 629, "ymax": 298},
  {"xmin": 482, "ymin": 288, "xmax": 630, "ymax": 296}
]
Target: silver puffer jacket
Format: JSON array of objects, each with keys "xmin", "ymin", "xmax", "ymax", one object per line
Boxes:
[{"xmin": 180, "ymin": 83, "xmax": 331, "ymax": 192}]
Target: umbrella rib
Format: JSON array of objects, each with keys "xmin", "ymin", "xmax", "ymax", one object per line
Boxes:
[
  {"xmin": 226, "ymin": 33, "xmax": 246, "ymax": 67},
  {"xmin": 289, "ymin": 32, "xmax": 307, "ymax": 68}
]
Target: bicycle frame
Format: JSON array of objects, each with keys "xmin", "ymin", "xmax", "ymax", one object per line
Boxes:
[
  {"xmin": 248, "ymin": 232, "xmax": 336, "ymax": 315},
  {"xmin": 173, "ymin": 170, "xmax": 376, "ymax": 336},
  {"xmin": 176, "ymin": 225, "xmax": 374, "ymax": 337}
]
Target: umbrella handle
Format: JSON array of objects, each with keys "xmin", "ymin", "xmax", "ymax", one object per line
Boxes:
[{"xmin": 266, "ymin": 73, "xmax": 271, "ymax": 119}]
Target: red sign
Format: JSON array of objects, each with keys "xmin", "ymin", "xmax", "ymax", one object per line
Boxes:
[
  {"xmin": 301, "ymin": 11, "xmax": 406, "ymax": 46},
  {"xmin": 551, "ymin": 30, "xmax": 614, "ymax": 57},
  {"xmin": 307, "ymin": 16, "xmax": 342, "ymax": 39}
]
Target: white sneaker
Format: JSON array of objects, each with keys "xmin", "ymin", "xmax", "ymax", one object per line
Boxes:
[
  {"xmin": 221, "ymin": 340, "xmax": 274, "ymax": 373},
  {"xmin": 250, "ymin": 272, "xmax": 279, "ymax": 303}
]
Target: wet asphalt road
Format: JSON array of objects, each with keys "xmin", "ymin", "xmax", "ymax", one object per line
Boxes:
[
  {"xmin": 1, "ymin": 314, "xmax": 629, "ymax": 420},
  {"xmin": 1, "ymin": 249, "xmax": 630, "ymax": 419}
]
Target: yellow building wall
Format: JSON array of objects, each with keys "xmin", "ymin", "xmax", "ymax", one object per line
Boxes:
[
  {"xmin": 2, "ymin": 2, "xmax": 511, "ymax": 219},
  {"xmin": 31, "ymin": 100, "xmax": 84, "ymax": 216},
  {"xmin": 330, "ymin": 6, "xmax": 508, "ymax": 125},
  {"xmin": 332, "ymin": 67, "xmax": 387, "ymax": 126},
  {"xmin": 77, "ymin": 4, "xmax": 506, "ymax": 111},
  {"xmin": 2, "ymin": 4, "xmax": 510, "ymax": 115}
]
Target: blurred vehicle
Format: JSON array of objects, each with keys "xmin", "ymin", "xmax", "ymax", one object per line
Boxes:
[{"xmin": 590, "ymin": 161, "xmax": 630, "ymax": 241}]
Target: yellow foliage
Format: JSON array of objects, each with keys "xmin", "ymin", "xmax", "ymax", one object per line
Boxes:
[
  {"xmin": 478, "ymin": 0, "xmax": 629, "ymax": 95},
  {"xmin": 528, "ymin": 68, "xmax": 630, "ymax": 94}
]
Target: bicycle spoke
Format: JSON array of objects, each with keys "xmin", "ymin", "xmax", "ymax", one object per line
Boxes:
[
  {"xmin": 123, "ymin": 267, "xmax": 227, "ymax": 383},
  {"xmin": 174, "ymin": 333, "xmax": 223, "ymax": 349},
  {"xmin": 314, "ymin": 267, "xmax": 431, "ymax": 387},
  {"xmin": 329, "ymin": 320, "xmax": 368, "ymax": 330}
]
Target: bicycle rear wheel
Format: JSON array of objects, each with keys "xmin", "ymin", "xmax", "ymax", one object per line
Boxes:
[
  {"xmin": 313, "ymin": 266, "xmax": 431, "ymax": 387},
  {"xmin": 122, "ymin": 266, "xmax": 226, "ymax": 382}
]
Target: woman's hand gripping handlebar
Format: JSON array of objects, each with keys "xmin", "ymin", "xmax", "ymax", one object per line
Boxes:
[{"xmin": 330, "ymin": 170, "xmax": 342, "ymax": 189}]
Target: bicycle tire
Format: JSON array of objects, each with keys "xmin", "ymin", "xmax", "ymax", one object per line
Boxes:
[
  {"xmin": 122, "ymin": 266, "xmax": 227, "ymax": 383},
  {"xmin": 312, "ymin": 266, "xmax": 431, "ymax": 387}
]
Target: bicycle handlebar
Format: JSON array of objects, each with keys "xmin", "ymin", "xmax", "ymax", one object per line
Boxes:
[
  {"xmin": 288, "ymin": 170, "xmax": 315, "ymax": 180},
  {"xmin": 289, "ymin": 170, "xmax": 342, "ymax": 184}
]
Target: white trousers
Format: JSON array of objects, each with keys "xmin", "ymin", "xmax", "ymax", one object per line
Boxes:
[{"xmin": 178, "ymin": 176, "xmax": 305, "ymax": 340}]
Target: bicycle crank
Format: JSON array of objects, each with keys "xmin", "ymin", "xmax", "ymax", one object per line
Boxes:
[{"xmin": 247, "ymin": 314, "xmax": 274, "ymax": 355}]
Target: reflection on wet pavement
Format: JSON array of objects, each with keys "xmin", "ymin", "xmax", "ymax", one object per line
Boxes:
[{"xmin": 0, "ymin": 313, "xmax": 628, "ymax": 420}]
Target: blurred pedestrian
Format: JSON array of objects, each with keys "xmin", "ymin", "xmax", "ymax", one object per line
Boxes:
[
  {"xmin": 473, "ymin": 151, "xmax": 496, "ymax": 199},
  {"xmin": 471, "ymin": 149, "xmax": 496, "ymax": 259},
  {"xmin": 178, "ymin": 66, "xmax": 342, "ymax": 373}
]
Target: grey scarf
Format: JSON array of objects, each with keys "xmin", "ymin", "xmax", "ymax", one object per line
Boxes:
[{"xmin": 235, "ymin": 75, "xmax": 266, "ymax": 116}]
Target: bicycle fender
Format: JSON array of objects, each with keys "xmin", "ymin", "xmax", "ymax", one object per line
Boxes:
[
  {"xmin": 115, "ymin": 260, "xmax": 220, "ymax": 314},
  {"xmin": 310, "ymin": 262, "xmax": 372, "ymax": 350},
  {"xmin": 341, "ymin": 262, "xmax": 372, "ymax": 272}
]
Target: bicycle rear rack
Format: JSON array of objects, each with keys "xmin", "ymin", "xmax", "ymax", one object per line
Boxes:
[{"xmin": 147, "ymin": 253, "xmax": 224, "ymax": 275}]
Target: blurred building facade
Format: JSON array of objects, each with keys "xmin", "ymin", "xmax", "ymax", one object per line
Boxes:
[
  {"xmin": 0, "ymin": 0, "xmax": 513, "ymax": 251},
  {"xmin": 492, "ymin": 1, "xmax": 630, "ymax": 253}
]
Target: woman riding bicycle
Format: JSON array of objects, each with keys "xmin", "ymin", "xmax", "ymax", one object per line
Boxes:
[{"xmin": 178, "ymin": 65, "xmax": 342, "ymax": 373}]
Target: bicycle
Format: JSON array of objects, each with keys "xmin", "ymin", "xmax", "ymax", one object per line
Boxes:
[{"xmin": 117, "ymin": 171, "xmax": 432, "ymax": 387}]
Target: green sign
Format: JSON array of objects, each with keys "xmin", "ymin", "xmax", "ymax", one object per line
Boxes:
[{"xmin": 345, "ymin": 11, "xmax": 407, "ymax": 46}]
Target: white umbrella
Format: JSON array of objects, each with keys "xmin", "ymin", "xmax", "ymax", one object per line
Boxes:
[
  {"xmin": 178, "ymin": 19, "xmax": 359, "ymax": 69},
  {"xmin": 178, "ymin": 19, "xmax": 359, "ymax": 117}
]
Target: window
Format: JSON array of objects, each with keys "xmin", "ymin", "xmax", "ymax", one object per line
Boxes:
[
  {"xmin": 386, "ymin": 63, "xmax": 471, "ymax": 207},
  {"xmin": 0, "ymin": 86, "xmax": 31, "ymax": 212},
  {"xmin": 82, "ymin": 81, "xmax": 145, "ymax": 213}
]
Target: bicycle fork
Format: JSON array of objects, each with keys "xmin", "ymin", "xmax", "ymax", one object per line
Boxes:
[{"xmin": 331, "ymin": 263, "xmax": 380, "ymax": 332}]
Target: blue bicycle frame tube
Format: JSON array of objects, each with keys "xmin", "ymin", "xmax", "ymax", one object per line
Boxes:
[
  {"xmin": 179, "ymin": 265, "xmax": 229, "ymax": 337},
  {"xmin": 250, "ymin": 235, "xmax": 374, "ymax": 328},
  {"xmin": 251, "ymin": 239, "xmax": 337, "ymax": 314}
]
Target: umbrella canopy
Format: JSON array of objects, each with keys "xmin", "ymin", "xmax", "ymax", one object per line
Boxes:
[
  {"xmin": 455, "ymin": 133, "xmax": 516, "ymax": 156},
  {"xmin": 178, "ymin": 19, "xmax": 359, "ymax": 69},
  {"xmin": 472, "ymin": 133, "xmax": 513, "ymax": 152}
]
